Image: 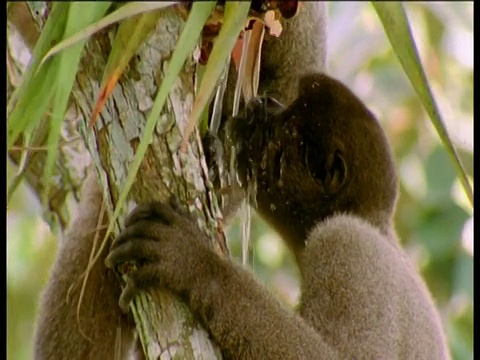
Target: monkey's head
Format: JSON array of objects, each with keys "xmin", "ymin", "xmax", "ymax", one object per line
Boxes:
[{"xmin": 227, "ymin": 73, "xmax": 398, "ymax": 252}]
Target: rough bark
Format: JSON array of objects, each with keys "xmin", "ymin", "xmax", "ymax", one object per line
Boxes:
[{"xmin": 8, "ymin": 3, "xmax": 224, "ymax": 359}]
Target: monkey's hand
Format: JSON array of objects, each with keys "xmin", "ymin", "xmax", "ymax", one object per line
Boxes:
[
  {"xmin": 105, "ymin": 200, "xmax": 214, "ymax": 312},
  {"xmin": 105, "ymin": 200, "xmax": 338, "ymax": 359}
]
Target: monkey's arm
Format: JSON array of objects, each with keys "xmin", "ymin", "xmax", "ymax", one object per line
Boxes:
[
  {"xmin": 106, "ymin": 202, "xmax": 339, "ymax": 360},
  {"xmin": 34, "ymin": 174, "xmax": 135, "ymax": 360},
  {"xmin": 259, "ymin": 2, "xmax": 327, "ymax": 105},
  {"xmin": 299, "ymin": 214, "xmax": 450, "ymax": 359}
]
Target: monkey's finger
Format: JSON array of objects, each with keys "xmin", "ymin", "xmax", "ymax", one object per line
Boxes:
[
  {"xmin": 125, "ymin": 203, "xmax": 165, "ymax": 227},
  {"xmin": 125, "ymin": 202, "xmax": 177, "ymax": 227},
  {"xmin": 113, "ymin": 219, "xmax": 168, "ymax": 248},
  {"xmin": 167, "ymin": 194, "xmax": 189, "ymax": 217},
  {"xmin": 106, "ymin": 239, "xmax": 162, "ymax": 269},
  {"xmin": 118, "ymin": 276, "xmax": 138, "ymax": 313},
  {"xmin": 119, "ymin": 265, "xmax": 165, "ymax": 312}
]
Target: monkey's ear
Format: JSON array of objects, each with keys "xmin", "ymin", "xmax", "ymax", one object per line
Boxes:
[{"xmin": 324, "ymin": 150, "xmax": 348, "ymax": 194}]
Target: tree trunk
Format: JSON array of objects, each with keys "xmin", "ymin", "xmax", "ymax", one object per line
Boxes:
[{"xmin": 8, "ymin": 3, "xmax": 224, "ymax": 359}]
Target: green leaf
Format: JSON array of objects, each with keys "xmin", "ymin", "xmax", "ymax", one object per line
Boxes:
[
  {"xmin": 102, "ymin": 2, "xmax": 216, "ymax": 242},
  {"xmin": 372, "ymin": 2, "xmax": 473, "ymax": 207},
  {"xmin": 39, "ymin": 2, "xmax": 177, "ymax": 68},
  {"xmin": 7, "ymin": 2, "xmax": 70, "ymax": 149},
  {"xmin": 195, "ymin": 64, "xmax": 210, "ymax": 136},
  {"xmin": 8, "ymin": 3, "xmax": 111, "ymax": 148},
  {"xmin": 183, "ymin": 2, "xmax": 251, "ymax": 142}
]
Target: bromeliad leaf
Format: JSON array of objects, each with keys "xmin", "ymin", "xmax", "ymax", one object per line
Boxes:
[
  {"xmin": 182, "ymin": 2, "xmax": 251, "ymax": 147},
  {"xmin": 372, "ymin": 2, "xmax": 473, "ymax": 207},
  {"xmin": 7, "ymin": 2, "xmax": 70, "ymax": 149}
]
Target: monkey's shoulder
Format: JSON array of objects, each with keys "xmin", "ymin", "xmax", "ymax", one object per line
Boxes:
[{"xmin": 300, "ymin": 213, "xmax": 449, "ymax": 359}]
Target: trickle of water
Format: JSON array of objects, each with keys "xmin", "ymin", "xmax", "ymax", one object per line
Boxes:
[
  {"xmin": 241, "ymin": 179, "xmax": 257, "ymax": 266},
  {"xmin": 209, "ymin": 60, "xmax": 230, "ymax": 136},
  {"xmin": 231, "ymin": 27, "xmax": 257, "ymax": 267},
  {"xmin": 241, "ymin": 197, "xmax": 251, "ymax": 266}
]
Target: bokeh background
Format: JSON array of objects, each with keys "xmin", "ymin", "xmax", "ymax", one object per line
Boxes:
[{"xmin": 7, "ymin": 2, "xmax": 473, "ymax": 360}]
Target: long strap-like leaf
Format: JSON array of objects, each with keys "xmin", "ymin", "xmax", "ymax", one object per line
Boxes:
[{"xmin": 372, "ymin": 2, "xmax": 473, "ymax": 207}]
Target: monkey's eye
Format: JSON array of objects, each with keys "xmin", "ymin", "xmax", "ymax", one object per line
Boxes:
[
  {"xmin": 263, "ymin": 97, "xmax": 285, "ymax": 113},
  {"xmin": 244, "ymin": 96, "xmax": 285, "ymax": 123}
]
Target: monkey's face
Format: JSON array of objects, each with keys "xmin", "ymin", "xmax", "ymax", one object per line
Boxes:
[
  {"xmin": 227, "ymin": 73, "xmax": 398, "ymax": 248},
  {"xmin": 227, "ymin": 94, "xmax": 348, "ymax": 245}
]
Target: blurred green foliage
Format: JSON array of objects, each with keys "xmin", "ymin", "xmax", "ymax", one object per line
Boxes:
[{"xmin": 7, "ymin": 2, "xmax": 472, "ymax": 360}]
